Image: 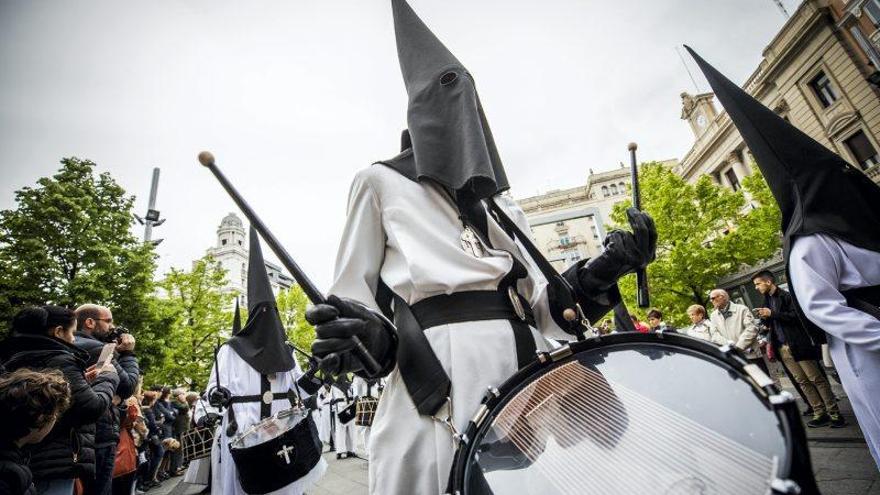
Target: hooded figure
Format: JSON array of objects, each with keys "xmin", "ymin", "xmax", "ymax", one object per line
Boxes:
[
  {"xmin": 205, "ymin": 227, "xmax": 325, "ymax": 495},
  {"xmin": 305, "ymin": 2, "xmax": 655, "ymax": 493},
  {"xmin": 687, "ymin": 46, "xmax": 880, "ymax": 469}
]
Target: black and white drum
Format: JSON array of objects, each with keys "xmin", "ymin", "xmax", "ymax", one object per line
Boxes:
[
  {"xmin": 449, "ymin": 332, "xmax": 817, "ymax": 495},
  {"xmin": 229, "ymin": 407, "xmax": 322, "ymax": 494}
]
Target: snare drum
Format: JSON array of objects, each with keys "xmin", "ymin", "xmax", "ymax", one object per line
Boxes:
[
  {"xmin": 229, "ymin": 408, "xmax": 323, "ymax": 494},
  {"xmin": 356, "ymin": 397, "xmax": 379, "ymax": 427},
  {"xmin": 448, "ymin": 332, "xmax": 817, "ymax": 495}
]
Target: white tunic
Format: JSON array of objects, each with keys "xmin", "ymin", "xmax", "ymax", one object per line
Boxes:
[
  {"xmin": 316, "ymin": 386, "xmax": 333, "ymax": 445},
  {"xmin": 331, "ymin": 384, "xmax": 356, "ymax": 454},
  {"xmin": 684, "ymin": 319, "xmax": 725, "ymax": 345},
  {"xmin": 789, "ymin": 234, "xmax": 880, "ymax": 469},
  {"xmin": 329, "ymin": 165, "xmax": 565, "ymax": 494},
  {"xmin": 205, "ymin": 345, "xmax": 327, "ymax": 495}
]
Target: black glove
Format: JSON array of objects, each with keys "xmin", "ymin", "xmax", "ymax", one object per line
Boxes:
[
  {"xmin": 302, "ymin": 395, "xmax": 318, "ymax": 411},
  {"xmin": 572, "ymin": 208, "xmax": 656, "ymax": 296},
  {"xmin": 305, "ymin": 295, "xmax": 396, "ymax": 377}
]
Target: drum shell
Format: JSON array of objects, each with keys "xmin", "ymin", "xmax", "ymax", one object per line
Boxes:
[
  {"xmin": 229, "ymin": 414, "xmax": 322, "ymax": 494},
  {"xmin": 356, "ymin": 398, "xmax": 379, "ymax": 427}
]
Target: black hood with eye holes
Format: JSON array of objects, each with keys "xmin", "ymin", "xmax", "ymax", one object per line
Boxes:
[{"xmin": 377, "ymin": 0, "xmax": 509, "ymax": 199}]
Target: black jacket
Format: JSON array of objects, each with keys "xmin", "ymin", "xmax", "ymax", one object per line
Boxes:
[
  {"xmin": 73, "ymin": 332, "xmax": 139, "ymax": 449},
  {"xmin": 0, "ymin": 334, "xmax": 119, "ymax": 480},
  {"xmin": 0, "ymin": 441, "xmax": 36, "ymax": 495},
  {"xmin": 153, "ymin": 400, "xmax": 176, "ymax": 439},
  {"xmin": 761, "ymin": 288, "xmax": 822, "ymax": 361},
  {"xmin": 171, "ymin": 400, "xmax": 191, "ymax": 436}
]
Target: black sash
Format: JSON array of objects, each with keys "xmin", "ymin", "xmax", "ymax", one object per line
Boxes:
[{"xmin": 842, "ymin": 285, "xmax": 880, "ymax": 320}]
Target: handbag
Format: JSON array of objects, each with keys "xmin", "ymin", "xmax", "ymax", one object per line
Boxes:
[{"xmin": 113, "ymin": 403, "xmax": 138, "ymax": 477}]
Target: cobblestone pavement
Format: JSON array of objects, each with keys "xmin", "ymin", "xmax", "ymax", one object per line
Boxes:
[{"xmin": 166, "ymin": 375, "xmax": 877, "ymax": 495}]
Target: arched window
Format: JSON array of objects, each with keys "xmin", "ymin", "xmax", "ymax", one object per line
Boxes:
[
  {"xmin": 602, "ymin": 186, "xmax": 609, "ymax": 197},
  {"xmin": 619, "ymin": 182, "xmax": 626, "ymax": 192},
  {"xmin": 610, "ymin": 184, "xmax": 618, "ymax": 195}
]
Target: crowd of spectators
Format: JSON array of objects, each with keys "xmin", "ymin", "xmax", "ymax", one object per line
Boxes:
[{"xmin": 0, "ymin": 304, "xmax": 200, "ymax": 495}]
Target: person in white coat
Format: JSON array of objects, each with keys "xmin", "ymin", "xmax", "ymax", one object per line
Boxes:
[
  {"xmin": 330, "ymin": 381, "xmax": 356, "ymax": 459},
  {"xmin": 689, "ymin": 47, "xmax": 880, "ymax": 469},
  {"xmin": 305, "ymin": 3, "xmax": 657, "ymax": 494},
  {"xmin": 206, "ymin": 227, "xmax": 326, "ymax": 494},
  {"xmin": 683, "ymin": 305, "xmax": 724, "ymax": 345},
  {"xmin": 316, "ymin": 384, "xmax": 333, "ymax": 448},
  {"xmin": 351, "ymin": 376, "xmax": 380, "ymax": 456}
]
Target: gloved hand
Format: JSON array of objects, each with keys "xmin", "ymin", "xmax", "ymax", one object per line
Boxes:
[
  {"xmin": 572, "ymin": 208, "xmax": 656, "ymax": 296},
  {"xmin": 306, "ymin": 295, "xmax": 396, "ymax": 377}
]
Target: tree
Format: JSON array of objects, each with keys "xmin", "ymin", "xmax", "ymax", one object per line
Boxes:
[
  {"xmin": 0, "ymin": 158, "xmax": 169, "ymax": 370},
  {"xmin": 609, "ymin": 162, "xmax": 781, "ymax": 327},
  {"xmin": 276, "ymin": 285, "xmax": 316, "ymax": 369},
  {"xmin": 151, "ymin": 256, "xmax": 233, "ymax": 389}
]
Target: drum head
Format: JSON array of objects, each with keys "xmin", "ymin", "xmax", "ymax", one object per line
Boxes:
[
  {"xmin": 460, "ymin": 337, "xmax": 790, "ymax": 494},
  {"xmin": 230, "ymin": 408, "xmax": 307, "ymax": 450}
]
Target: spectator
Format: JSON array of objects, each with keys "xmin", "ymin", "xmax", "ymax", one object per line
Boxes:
[
  {"xmin": 74, "ymin": 304, "xmax": 139, "ymax": 495},
  {"xmin": 0, "ymin": 306, "xmax": 119, "ymax": 495},
  {"xmin": 709, "ymin": 289, "xmax": 767, "ymax": 373},
  {"xmin": 0, "ymin": 368, "xmax": 71, "ymax": 495},
  {"xmin": 683, "ymin": 305, "xmax": 725, "ymax": 344},
  {"xmin": 646, "ymin": 309, "xmax": 676, "ymax": 333},
  {"xmin": 752, "ymin": 271, "xmax": 845, "ymax": 428},
  {"xmin": 630, "ymin": 314, "xmax": 650, "ymax": 333},
  {"xmin": 153, "ymin": 387, "xmax": 176, "ymax": 480},
  {"xmin": 139, "ymin": 392, "xmax": 164, "ymax": 490},
  {"xmin": 169, "ymin": 389, "xmax": 192, "ymax": 476}
]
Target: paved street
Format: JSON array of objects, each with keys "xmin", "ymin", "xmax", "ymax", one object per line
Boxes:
[{"xmin": 162, "ymin": 374, "xmax": 877, "ymax": 495}]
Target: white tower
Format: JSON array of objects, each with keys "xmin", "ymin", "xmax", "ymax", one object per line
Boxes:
[{"xmin": 207, "ymin": 213, "xmax": 248, "ymax": 302}]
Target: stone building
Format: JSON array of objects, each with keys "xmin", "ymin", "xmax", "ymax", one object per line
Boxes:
[
  {"xmin": 676, "ymin": 0, "xmax": 880, "ymax": 190},
  {"xmin": 205, "ymin": 213, "xmax": 295, "ymax": 306},
  {"xmin": 516, "ymin": 162, "xmax": 677, "ymax": 271}
]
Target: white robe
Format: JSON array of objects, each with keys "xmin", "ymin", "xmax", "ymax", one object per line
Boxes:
[
  {"xmin": 329, "ymin": 165, "xmax": 565, "ymax": 494},
  {"xmin": 789, "ymin": 234, "xmax": 880, "ymax": 469},
  {"xmin": 206, "ymin": 345, "xmax": 327, "ymax": 495},
  {"xmin": 331, "ymin": 384, "xmax": 356, "ymax": 454},
  {"xmin": 351, "ymin": 377, "xmax": 381, "ymax": 456}
]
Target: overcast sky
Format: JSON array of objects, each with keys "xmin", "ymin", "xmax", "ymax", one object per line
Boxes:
[{"xmin": 0, "ymin": 0, "xmax": 800, "ymax": 290}]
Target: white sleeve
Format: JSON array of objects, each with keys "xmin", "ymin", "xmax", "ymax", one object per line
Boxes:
[
  {"xmin": 328, "ymin": 169, "xmax": 387, "ymax": 311},
  {"xmin": 708, "ymin": 321, "xmax": 726, "ymax": 345},
  {"xmin": 735, "ymin": 307, "xmax": 759, "ymax": 350},
  {"xmin": 790, "ymin": 236, "xmax": 880, "ymax": 351}
]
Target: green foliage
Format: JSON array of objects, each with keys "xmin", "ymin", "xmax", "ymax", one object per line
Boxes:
[
  {"xmin": 150, "ymin": 256, "xmax": 233, "ymax": 389},
  {"xmin": 276, "ymin": 286, "xmax": 316, "ymax": 369},
  {"xmin": 610, "ymin": 162, "xmax": 781, "ymax": 327},
  {"xmin": 0, "ymin": 158, "xmax": 169, "ymax": 370}
]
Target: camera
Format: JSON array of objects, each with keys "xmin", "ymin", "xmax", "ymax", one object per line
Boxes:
[{"xmin": 105, "ymin": 325, "xmax": 130, "ymax": 343}]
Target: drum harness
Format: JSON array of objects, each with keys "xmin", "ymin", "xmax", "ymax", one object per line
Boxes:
[{"xmin": 374, "ymin": 193, "xmax": 594, "ymax": 446}]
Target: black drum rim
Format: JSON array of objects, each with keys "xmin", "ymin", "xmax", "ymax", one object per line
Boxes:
[{"xmin": 450, "ymin": 332, "xmax": 809, "ymax": 494}]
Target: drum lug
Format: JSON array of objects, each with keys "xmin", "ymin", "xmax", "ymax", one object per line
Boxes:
[
  {"xmin": 536, "ymin": 350, "xmax": 550, "ymax": 364},
  {"xmin": 768, "ymin": 390, "xmax": 795, "ymax": 408},
  {"xmin": 549, "ymin": 345, "xmax": 573, "ymax": 362},
  {"xmin": 718, "ymin": 343, "xmax": 734, "ymax": 355},
  {"xmin": 770, "ymin": 478, "xmax": 801, "ymax": 494}
]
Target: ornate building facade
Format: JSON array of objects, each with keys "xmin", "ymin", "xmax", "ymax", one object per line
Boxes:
[
  {"xmin": 205, "ymin": 213, "xmax": 295, "ymax": 306},
  {"xmin": 676, "ymin": 0, "xmax": 880, "ymax": 189},
  {"xmin": 516, "ymin": 162, "xmax": 677, "ymax": 271}
]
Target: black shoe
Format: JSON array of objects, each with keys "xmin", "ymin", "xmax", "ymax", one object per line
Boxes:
[
  {"xmin": 802, "ymin": 407, "xmax": 814, "ymax": 417},
  {"xmin": 829, "ymin": 414, "xmax": 847, "ymax": 428},
  {"xmin": 336, "ymin": 453, "xmax": 343, "ymax": 460},
  {"xmin": 807, "ymin": 413, "xmax": 831, "ymax": 428}
]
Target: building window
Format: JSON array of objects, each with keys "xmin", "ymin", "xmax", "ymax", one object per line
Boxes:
[
  {"xmin": 238, "ymin": 240, "xmax": 243, "ymax": 246},
  {"xmin": 865, "ymin": 0, "xmax": 880, "ymax": 27},
  {"xmin": 844, "ymin": 130, "xmax": 880, "ymax": 170},
  {"xmin": 590, "ymin": 225, "xmax": 599, "ymax": 240},
  {"xmin": 559, "ymin": 235, "xmax": 571, "ymax": 247},
  {"xmin": 808, "ymin": 71, "xmax": 839, "ymax": 108},
  {"xmin": 610, "ymin": 184, "xmax": 618, "ymax": 195},
  {"xmin": 619, "ymin": 182, "xmax": 627, "ymax": 193},
  {"xmin": 724, "ymin": 168, "xmax": 741, "ymax": 191},
  {"xmin": 222, "ymin": 239, "xmax": 227, "ymax": 246},
  {"xmin": 602, "ymin": 186, "xmax": 609, "ymax": 197}
]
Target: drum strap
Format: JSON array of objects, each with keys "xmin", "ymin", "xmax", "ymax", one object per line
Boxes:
[{"xmin": 842, "ymin": 284, "xmax": 880, "ymax": 320}]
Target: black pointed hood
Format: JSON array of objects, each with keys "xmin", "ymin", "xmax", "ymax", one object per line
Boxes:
[
  {"xmin": 231, "ymin": 298, "xmax": 242, "ymax": 335},
  {"xmin": 686, "ymin": 46, "xmax": 880, "ymax": 253},
  {"xmin": 226, "ymin": 226, "xmax": 296, "ymax": 374},
  {"xmin": 377, "ymin": 0, "xmax": 509, "ymax": 200}
]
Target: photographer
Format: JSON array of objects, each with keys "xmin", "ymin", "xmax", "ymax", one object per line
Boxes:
[
  {"xmin": 74, "ymin": 304, "xmax": 140, "ymax": 495},
  {"xmin": 751, "ymin": 271, "xmax": 844, "ymax": 428}
]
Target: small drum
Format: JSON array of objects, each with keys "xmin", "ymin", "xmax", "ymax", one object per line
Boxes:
[
  {"xmin": 229, "ymin": 407, "xmax": 322, "ymax": 494},
  {"xmin": 356, "ymin": 397, "xmax": 379, "ymax": 427},
  {"xmin": 181, "ymin": 426, "xmax": 215, "ymax": 464},
  {"xmin": 449, "ymin": 332, "xmax": 817, "ymax": 495}
]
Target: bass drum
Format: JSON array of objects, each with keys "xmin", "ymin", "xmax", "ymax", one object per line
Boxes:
[{"xmin": 448, "ymin": 332, "xmax": 817, "ymax": 495}]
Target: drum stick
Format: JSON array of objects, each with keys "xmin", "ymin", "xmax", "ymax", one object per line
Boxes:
[
  {"xmin": 198, "ymin": 151, "xmax": 382, "ymax": 377},
  {"xmin": 627, "ymin": 143, "xmax": 650, "ymax": 308}
]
